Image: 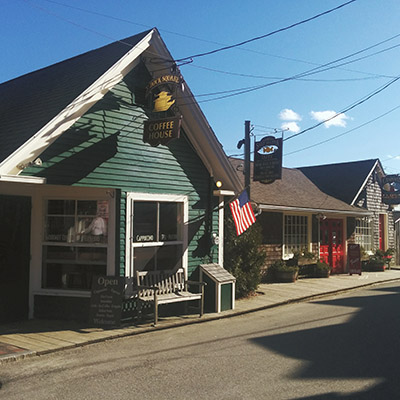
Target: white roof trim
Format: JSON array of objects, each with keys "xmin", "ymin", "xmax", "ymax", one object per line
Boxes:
[
  {"xmin": 0, "ymin": 174, "xmax": 46, "ymax": 184},
  {"xmin": 213, "ymin": 190, "xmax": 235, "ymax": 196},
  {"xmin": 259, "ymin": 204, "xmax": 371, "ymax": 216},
  {"xmin": 0, "ymin": 31, "xmax": 155, "ymax": 176},
  {"xmin": 1, "ymin": 29, "xmax": 242, "ymax": 193},
  {"xmin": 350, "ymin": 159, "xmax": 379, "ymax": 205}
]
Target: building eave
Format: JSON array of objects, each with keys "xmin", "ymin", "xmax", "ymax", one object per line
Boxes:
[{"xmin": 259, "ymin": 204, "xmax": 371, "ymax": 217}]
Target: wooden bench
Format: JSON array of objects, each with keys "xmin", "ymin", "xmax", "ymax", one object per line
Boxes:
[{"xmin": 136, "ymin": 268, "xmax": 206, "ymax": 326}]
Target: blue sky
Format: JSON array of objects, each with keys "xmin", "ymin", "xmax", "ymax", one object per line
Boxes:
[{"xmin": 1, "ymin": 0, "xmax": 400, "ymax": 171}]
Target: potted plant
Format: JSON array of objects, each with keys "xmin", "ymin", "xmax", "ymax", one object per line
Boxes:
[
  {"xmin": 384, "ymin": 248, "xmax": 395, "ymax": 270},
  {"xmin": 270, "ymin": 260, "xmax": 299, "ymax": 283},
  {"xmin": 365, "ymin": 250, "xmax": 386, "ymax": 271},
  {"xmin": 313, "ymin": 261, "xmax": 331, "ymax": 278}
]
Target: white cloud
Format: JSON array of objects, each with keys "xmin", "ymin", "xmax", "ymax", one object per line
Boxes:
[
  {"xmin": 281, "ymin": 121, "xmax": 301, "ymax": 133},
  {"xmin": 310, "ymin": 110, "xmax": 349, "ymax": 128},
  {"xmin": 279, "ymin": 108, "xmax": 302, "ymax": 121}
]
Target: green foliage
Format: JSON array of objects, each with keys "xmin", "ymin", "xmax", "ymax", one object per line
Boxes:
[
  {"xmin": 269, "ymin": 260, "xmax": 299, "ymax": 273},
  {"xmin": 224, "ymin": 212, "xmax": 266, "ymax": 298},
  {"xmin": 384, "ymin": 247, "xmax": 395, "ymax": 257},
  {"xmin": 315, "ymin": 261, "xmax": 330, "ymax": 272}
]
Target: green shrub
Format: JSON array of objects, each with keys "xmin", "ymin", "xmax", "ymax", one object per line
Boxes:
[{"xmin": 224, "ymin": 212, "xmax": 266, "ymax": 298}]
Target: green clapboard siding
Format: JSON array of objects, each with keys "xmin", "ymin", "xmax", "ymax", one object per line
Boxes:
[{"xmin": 24, "ymin": 61, "xmax": 218, "ymax": 278}]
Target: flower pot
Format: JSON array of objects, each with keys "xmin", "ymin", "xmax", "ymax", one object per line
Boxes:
[
  {"xmin": 314, "ymin": 269, "xmax": 330, "ymax": 278},
  {"xmin": 275, "ymin": 269, "xmax": 298, "ymax": 283}
]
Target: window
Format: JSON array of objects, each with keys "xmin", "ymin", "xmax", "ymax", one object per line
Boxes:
[
  {"xmin": 355, "ymin": 218, "xmax": 373, "ymax": 253},
  {"xmin": 127, "ymin": 194, "xmax": 187, "ymax": 274},
  {"xmin": 284, "ymin": 215, "xmax": 308, "ymax": 258},
  {"xmin": 42, "ymin": 199, "xmax": 109, "ymax": 290}
]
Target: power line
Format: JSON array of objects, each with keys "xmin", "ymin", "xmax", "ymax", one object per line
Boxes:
[
  {"xmin": 37, "ymin": 0, "xmax": 385, "ymax": 80},
  {"xmin": 190, "ymin": 36, "xmax": 400, "ymax": 103},
  {"xmin": 284, "ymin": 104, "xmax": 400, "ymax": 156},
  {"xmin": 188, "ymin": 64, "xmax": 388, "ymax": 82},
  {"xmin": 228, "ymin": 80, "xmax": 400, "ymax": 159},
  {"xmin": 284, "ymin": 75, "xmax": 400, "ymax": 141},
  {"xmin": 174, "ymin": 0, "xmax": 357, "ymax": 62}
]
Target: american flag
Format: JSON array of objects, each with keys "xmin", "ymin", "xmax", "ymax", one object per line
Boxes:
[{"xmin": 230, "ymin": 190, "xmax": 256, "ymax": 236}]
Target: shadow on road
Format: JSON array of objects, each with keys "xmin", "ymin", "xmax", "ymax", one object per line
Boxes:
[{"xmin": 251, "ymin": 284, "xmax": 400, "ymax": 399}]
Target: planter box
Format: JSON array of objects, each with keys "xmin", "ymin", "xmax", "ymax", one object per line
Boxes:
[
  {"xmin": 365, "ymin": 262, "xmax": 385, "ymax": 272},
  {"xmin": 275, "ymin": 270, "xmax": 298, "ymax": 283},
  {"xmin": 314, "ymin": 269, "xmax": 330, "ymax": 278}
]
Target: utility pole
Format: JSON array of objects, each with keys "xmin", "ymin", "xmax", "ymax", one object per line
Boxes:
[{"xmin": 244, "ymin": 120, "xmax": 251, "ymax": 198}]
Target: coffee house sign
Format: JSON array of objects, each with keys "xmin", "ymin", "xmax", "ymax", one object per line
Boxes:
[{"xmin": 143, "ymin": 73, "xmax": 183, "ymax": 147}]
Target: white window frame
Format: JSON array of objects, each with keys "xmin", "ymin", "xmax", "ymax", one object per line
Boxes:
[
  {"xmin": 39, "ymin": 194, "xmax": 114, "ymax": 296},
  {"xmin": 355, "ymin": 217, "xmax": 374, "ymax": 253},
  {"xmin": 283, "ymin": 214, "xmax": 311, "ymax": 259},
  {"xmin": 125, "ymin": 193, "xmax": 189, "ymax": 278}
]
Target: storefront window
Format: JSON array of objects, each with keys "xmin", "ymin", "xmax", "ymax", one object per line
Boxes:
[
  {"xmin": 284, "ymin": 215, "xmax": 308, "ymax": 258},
  {"xmin": 131, "ymin": 200, "xmax": 183, "ymax": 272},
  {"xmin": 42, "ymin": 199, "xmax": 109, "ymax": 290},
  {"xmin": 355, "ymin": 218, "xmax": 373, "ymax": 253}
]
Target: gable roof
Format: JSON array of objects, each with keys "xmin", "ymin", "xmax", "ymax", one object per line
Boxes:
[
  {"xmin": 0, "ymin": 29, "xmax": 241, "ymax": 192},
  {"xmin": 0, "ymin": 30, "xmax": 151, "ymax": 167},
  {"xmin": 298, "ymin": 159, "xmax": 382, "ymax": 205},
  {"xmin": 229, "ymin": 158, "xmax": 369, "ymax": 216}
]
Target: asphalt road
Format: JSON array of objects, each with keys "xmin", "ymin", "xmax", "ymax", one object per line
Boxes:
[{"xmin": 1, "ymin": 281, "xmax": 400, "ymax": 399}]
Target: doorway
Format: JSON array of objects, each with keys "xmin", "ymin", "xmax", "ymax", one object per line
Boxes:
[
  {"xmin": 0, "ymin": 195, "xmax": 31, "ymax": 322},
  {"xmin": 379, "ymin": 214, "xmax": 386, "ymax": 250},
  {"xmin": 320, "ymin": 218, "xmax": 344, "ymax": 273}
]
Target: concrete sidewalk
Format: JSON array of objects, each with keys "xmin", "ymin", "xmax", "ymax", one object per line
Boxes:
[{"xmin": 1, "ymin": 269, "xmax": 400, "ymax": 364}]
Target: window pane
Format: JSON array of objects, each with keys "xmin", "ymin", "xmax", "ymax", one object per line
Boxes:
[
  {"xmin": 78, "ymin": 216, "xmax": 108, "ymax": 243},
  {"xmin": 43, "ymin": 199, "xmax": 109, "ymax": 290},
  {"xmin": 134, "ymin": 247, "xmax": 157, "ymax": 271},
  {"xmin": 77, "ymin": 200, "xmax": 98, "ymax": 216},
  {"xmin": 159, "ymin": 202, "xmax": 180, "ymax": 241},
  {"xmin": 133, "ymin": 202, "xmax": 157, "ymax": 242},
  {"xmin": 284, "ymin": 215, "xmax": 308, "ymax": 257},
  {"xmin": 77, "ymin": 247, "xmax": 107, "ymax": 263},
  {"xmin": 47, "ymin": 200, "xmax": 75, "ymax": 215},
  {"xmin": 45, "ymin": 216, "xmax": 75, "ymax": 242},
  {"xmin": 43, "ymin": 262, "xmax": 106, "ymax": 290},
  {"xmin": 157, "ymin": 245, "xmax": 182, "ymax": 270}
]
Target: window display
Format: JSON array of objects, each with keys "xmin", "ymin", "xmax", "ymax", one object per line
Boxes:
[{"xmin": 42, "ymin": 199, "xmax": 109, "ymax": 290}]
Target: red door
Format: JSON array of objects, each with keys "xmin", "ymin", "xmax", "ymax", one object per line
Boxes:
[
  {"xmin": 379, "ymin": 214, "xmax": 385, "ymax": 250},
  {"xmin": 320, "ymin": 219, "xmax": 344, "ymax": 273}
]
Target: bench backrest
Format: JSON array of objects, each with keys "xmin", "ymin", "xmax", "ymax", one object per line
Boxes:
[{"xmin": 136, "ymin": 268, "xmax": 186, "ymax": 298}]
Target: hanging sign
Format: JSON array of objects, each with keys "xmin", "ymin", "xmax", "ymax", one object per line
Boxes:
[
  {"xmin": 348, "ymin": 244, "xmax": 361, "ymax": 275},
  {"xmin": 143, "ymin": 73, "xmax": 183, "ymax": 146},
  {"xmin": 143, "ymin": 116, "xmax": 182, "ymax": 146},
  {"xmin": 253, "ymin": 136, "xmax": 283, "ymax": 183},
  {"xmin": 146, "ymin": 74, "xmax": 182, "ymax": 114},
  {"xmin": 382, "ymin": 175, "xmax": 400, "ymax": 204}
]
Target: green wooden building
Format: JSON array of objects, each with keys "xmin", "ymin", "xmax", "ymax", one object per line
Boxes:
[{"xmin": 0, "ymin": 29, "xmax": 241, "ymax": 322}]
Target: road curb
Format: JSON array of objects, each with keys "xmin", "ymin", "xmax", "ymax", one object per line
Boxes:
[{"xmin": 2, "ymin": 276, "xmax": 400, "ymax": 364}]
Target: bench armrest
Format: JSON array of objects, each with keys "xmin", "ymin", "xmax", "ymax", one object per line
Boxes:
[
  {"xmin": 137, "ymin": 285, "xmax": 159, "ymax": 291},
  {"xmin": 186, "ymin": 280, "xmax": 207, "ymax": 287}
]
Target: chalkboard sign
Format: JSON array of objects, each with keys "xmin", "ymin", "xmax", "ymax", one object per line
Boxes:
[
  {"xmin": 348, "ymin": 244, "xmax": 362, "ymax": 276},
  {"xmin": 89, "ymin": 276, "xmax": 124, "ymax": 327}
]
